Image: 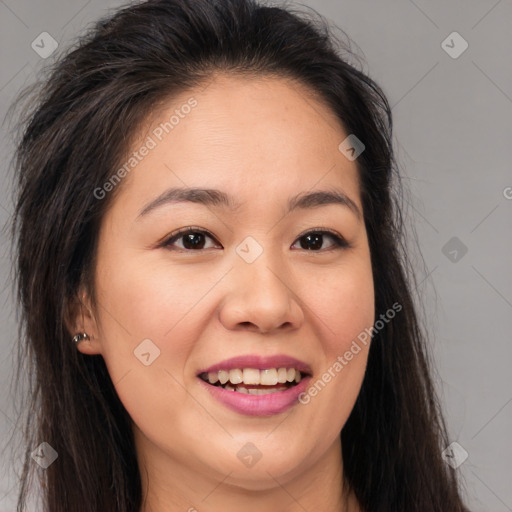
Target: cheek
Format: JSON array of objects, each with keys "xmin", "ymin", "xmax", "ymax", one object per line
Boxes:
[
  {"xmin": 92, "ymin": 253, "xmax": 228, "ymax": 425},
  {"xmin": 308, "ymin": 255, "xmax": 375, "ymax": 350},
  {"xmin": 296, "ymin": 257, "xmax": 374, "ymax": 428},
  {"xmin": 95, "ymin": 252, "xmax": 216, "ymax": 347},
  {"xmin": 92, "ymin": 256, "xmax": 205, "ymax": 451}
]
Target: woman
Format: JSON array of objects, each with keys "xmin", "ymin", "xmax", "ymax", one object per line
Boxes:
[{"xmin": 10, "ymin": 0, "xmax": 469, "ymax": 510}]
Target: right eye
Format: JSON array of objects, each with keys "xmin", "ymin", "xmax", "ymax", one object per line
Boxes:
[{"xmin": 160, "ymin": 227, "xmax": 221, "ymax": 252}]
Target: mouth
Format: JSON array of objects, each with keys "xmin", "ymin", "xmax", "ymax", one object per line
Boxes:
[
  {"xmin": 196, "ymin": 355, "xmax": 313, "ymax": 415},
  {"xmin": 198, "ymin": 367, "xmax": 309, "ymax": 394}
]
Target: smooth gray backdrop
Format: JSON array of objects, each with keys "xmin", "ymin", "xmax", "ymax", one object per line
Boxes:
[{"xmin": 1, "ymin": 0, "xmax": 511, "ymax": 510}]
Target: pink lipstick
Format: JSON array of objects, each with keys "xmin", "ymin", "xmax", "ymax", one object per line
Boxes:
[{"xmin": 196, "ymin": 354, "xmax": 312, "ymax": 416}]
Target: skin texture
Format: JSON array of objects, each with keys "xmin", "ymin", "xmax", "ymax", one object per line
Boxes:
[{"xmin": 73, "ymin": 74, "xmax": 374, "ymax": 512}]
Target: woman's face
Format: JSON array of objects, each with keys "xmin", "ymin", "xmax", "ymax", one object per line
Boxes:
[{"xmin": 78, "ymin": 74, "xmax": 374, "ymax": 503}]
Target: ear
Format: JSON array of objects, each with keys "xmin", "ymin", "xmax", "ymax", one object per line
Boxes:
[{"xmin": 65, "ymin": 289, "xmax": 103, "ymax": 356}]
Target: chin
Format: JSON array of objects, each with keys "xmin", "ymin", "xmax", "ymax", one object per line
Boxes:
[{"xmin": 204, "ymin": 449, "xmax": 308, "ymax": 491}]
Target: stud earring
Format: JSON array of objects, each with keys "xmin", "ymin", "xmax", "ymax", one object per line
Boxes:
[{"xmin": 72, "ymin": 332, "xmax": 90, "ymax": 344}]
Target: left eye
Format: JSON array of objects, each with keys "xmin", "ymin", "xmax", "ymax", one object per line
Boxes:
[
  {"xmin": 161, "ymin": 227, "xmax": 349, "ymax": 252},
  {"xmin": 292, "ymin": 230, "xmax": 349, "ymax": 251}
]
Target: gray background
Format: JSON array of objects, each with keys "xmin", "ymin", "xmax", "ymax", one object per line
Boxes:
[{"xmin": 0, "ymin": 0, "xmax": 511, "ymax": 510}]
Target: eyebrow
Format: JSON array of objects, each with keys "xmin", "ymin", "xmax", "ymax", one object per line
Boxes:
[{"xmin": 137, "ymin": 186, "xmax": 362, "ymax": 220}]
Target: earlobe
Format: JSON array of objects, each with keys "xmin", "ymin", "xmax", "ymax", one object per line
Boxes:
[
  {"xmin": 65, "ymin": 291, "xmax": 103, "ymax": 355},
  {"xmin": 73, "ymin": 331, "xmax": 102, "ymax": 356}
]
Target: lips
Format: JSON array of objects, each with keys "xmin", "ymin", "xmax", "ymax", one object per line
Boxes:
[
  {"xmin": 196, "ymin": 355, "xmax": 312, "ymax": 414},
  {"xmin": 197, "ymin": 355, "xmax": 312, "ymax": 387}
]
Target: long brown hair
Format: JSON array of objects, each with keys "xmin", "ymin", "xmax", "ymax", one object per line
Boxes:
[{"xmin": 9, "ymin": 0, "xmax": 469, "ymax": 510}]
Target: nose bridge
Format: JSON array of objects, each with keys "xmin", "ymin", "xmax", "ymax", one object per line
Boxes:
[{"xmin": 235, "ymin": 233, "xmax": 291, "ymax": 299}]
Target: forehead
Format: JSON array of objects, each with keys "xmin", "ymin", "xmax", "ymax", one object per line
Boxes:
[{"xmin": 107, "ymin": 73, "xmax": 363, "ymax": 219}]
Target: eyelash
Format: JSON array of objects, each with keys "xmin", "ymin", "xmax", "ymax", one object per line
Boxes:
[{"xmin": 159, "ymin": 226, "xmax": 350, "ymax": 252}]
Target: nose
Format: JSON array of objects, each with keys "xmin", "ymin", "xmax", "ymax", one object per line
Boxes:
[{"xmin": 219, "ymin": 250, "xmax": 304, "ymax": 334}]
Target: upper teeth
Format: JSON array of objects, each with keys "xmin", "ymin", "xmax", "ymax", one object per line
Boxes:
[{"xmin": 204, "ymin": 368, "xmax": 303, "ymax": 386}]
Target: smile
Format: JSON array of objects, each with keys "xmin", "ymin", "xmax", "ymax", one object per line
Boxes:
[
  {"xmin": 199, "ymin": 367, "xmax": 304, "ymax": 394},
  {"xmin": 196, "ymin": 355, "xmax": 312, "ymax": 416}
]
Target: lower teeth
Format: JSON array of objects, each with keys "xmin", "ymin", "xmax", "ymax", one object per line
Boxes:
[{"xmin": 221, "ymin": 384, "xmax": 291, "ymax": 394}]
